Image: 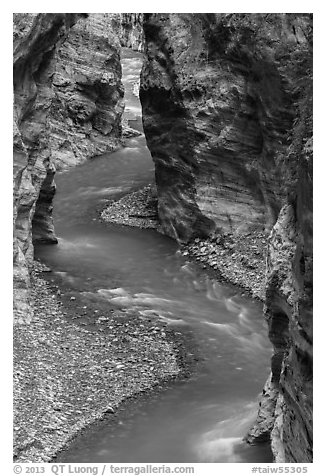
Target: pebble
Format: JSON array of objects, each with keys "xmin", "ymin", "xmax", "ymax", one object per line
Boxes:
[
  {"xmin": 101, "ymin": 184, "xmax": 158, "ymax": 230},
  {"xmin": 186, "ymin": 231, "xmax": 267, "ymax": 300},
  {"xmin": 14, "ymin": 265, "xmax": 181, "ymax": 463}
]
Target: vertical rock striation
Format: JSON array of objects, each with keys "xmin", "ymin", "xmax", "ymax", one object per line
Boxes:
[
  {"xmin": 13, "ymin": 12, "xmax": 313, "ymax": 462},
  {"xmin": 269, "ymin": 86, "xmax": 312, "ymax": 462},
  {"xmin": 46, "ymin": 13, "xmax": 124, "ymax": 171},
  {"xmin": 13, "ymin": 13, "xmax": 82, "ymax": 323},
  {"xmin": 109, "ymin": 14, "xmax": 144, "ymax": 51},
  {"xmin": 246, "ymin": 17, "xmax": 312, "ymax": 462},
  {"xmin": 140, "ymin": 13, "xmax": 313, "ymax": 461},
  {"xmin": 140, "ymin": 14, "xmax": 300, "ymax": 242},
  {"xmin": 13, "ymin": 13, "xmax": 124, "ymax": 322}
]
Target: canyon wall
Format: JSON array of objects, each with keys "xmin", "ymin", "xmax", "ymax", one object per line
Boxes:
[
  {"xmin": 44, "ymin": 13, "xmax": 124, "ymax": 171},
  {"xmin": 13, "ymin": 13, "xmax": 124, "ymax": 322},
  {"xmin": 265, "ymin": 73, "xmax": 312, "ymax": 462},
  {"xmin": 140, "ymin": 14, "xmax": 307, "ymax": 243},
  {"xmin": 109, "ymin": 14, "xmax": 144, "ymax": 51},
  {"xmin": 140, "ymin": 13, "xmax": 313, "ymax": 462},
  {"xmin": 246, "ymin": 18, "xmax": 312, "ymax": 462},
  {"xmin": 14, "ymin": 13, "xmax": 81, "ymax": 323},
  {"xmin": 13, "ymin": 12, "xmax": 313, "ymax": 462}
]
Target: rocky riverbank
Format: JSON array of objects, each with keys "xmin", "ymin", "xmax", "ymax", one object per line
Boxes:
[
  {"xmin": 101, "ymin": 184, "xmax": 158, "ymax": 230},
  {"xmin": 13, "ymin": 262, "xmax": 195, "ymax": 463},
  {"xmin": 183, "ymin": 232, "xmax": 268, "ymax": 301},
  {"xmin": 100, "ymin": 186, "xmax": 268, "ymax": 300}
]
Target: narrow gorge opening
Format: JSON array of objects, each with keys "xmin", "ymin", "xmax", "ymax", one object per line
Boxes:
[
  {"xmin": 31, "ymin": 45, "xmax": 273, "ymax": 463},
  {"xmin": 13, "ymin": 13, "xmax": 313, "ymax": 464}
]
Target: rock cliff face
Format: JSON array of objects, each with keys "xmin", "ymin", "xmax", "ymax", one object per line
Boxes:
[
  {"xmin": 13, "ymin": 12, "xmax": 313, "ymax": 463},
  {"xmin": 246, "ymin": 21, "xmax": 312, "ymax": 461},
  {"xmin": 140, "ymin": 14, "xmax": 300, "ymax": 242},
  {"xmin": 14, "ymin": 13, "xmax": 80, "ymax": 323},
  {"xmin": 45, "ymin": 14, "xmax": 124, "ymax": 171},
  {"xmin": 13, "ymin": 13, "xmax": 124, "ymax": 322},
  {"xmin": 109, "ymin": 14, "xmax": 144, "ymax": 51},
  {"xmin": 267, "ymin": 89, "xmax": 312, "ymax": 462},
  {"xmin": 140, "ymin": 13, "xmax": 312, "ymax": 462},
  {"xmin": 261, "ymin": 154, "xmax": 312, "ymax": 463}
]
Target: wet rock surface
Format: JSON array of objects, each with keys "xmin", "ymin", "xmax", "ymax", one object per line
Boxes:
[
  {"xmin": 245, "ymin": 374, "xmax": 279, "ymax": 445},
  {"xmin": 13, "ymin": 262, "xmax": 194, "ymax": 463}
]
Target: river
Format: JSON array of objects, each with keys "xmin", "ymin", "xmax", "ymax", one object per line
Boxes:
[{"xmin": 34, "ymin": 48, "xmax": 272, "ymax": 463}]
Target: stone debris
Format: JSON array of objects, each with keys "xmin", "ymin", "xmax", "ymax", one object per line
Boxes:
[
  {"xmin": 101, "ymin": 185, "xmax": 267, "ymax": 300},
  {"xmin": 13, "ymin": 262, "xmax": 184, "ymax": 463},
  {"xmin": 101, "ymin": 184, "xmax": 159, "ymax": 230},
  {"xmin": 185, "ymin": 231, "xmax": 268, "ymax": 300}
]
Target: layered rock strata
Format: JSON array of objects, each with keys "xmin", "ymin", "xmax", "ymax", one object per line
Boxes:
[
  {"xmin": 46, "ymin": 14, "xmax": 124, "ymax": 171},
  {"xmin": 13, "ymin": 13, "xmax": 313, "ymax": 463},
  {"xmin": 13, "ymin": 13, "xmax": 82, "ymax": 323},
  {"xmin": 251, "ymin": 168, "xmax": 312, "ymax": 463},
  {"xmin": 140, "ymin": 13, "xmax": 313, "ymax": 462},
  {"xmin": 140, "ymin": 14, "xmax": 308, "ymax": 243},
  {"xmin": 269, "ymin": 133, "xmax": 312, "ymax": 462},
  {"xmin": 109, "ymin": 14, "xmax": 144, "ymax": 51},
  {"xmin": 13, "ymin": 13, "xmax": 124, "ymax": 322},
  {"xmin": 247, "ymin": 19, "xmax": 312, "ymax": 461}
]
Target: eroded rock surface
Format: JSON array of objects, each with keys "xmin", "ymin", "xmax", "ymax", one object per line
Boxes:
[
  {"xmin": 47, "ymin": 14, "xmax": 124, "ymax": 170},
  {"xmin": 245, "ymin": 17, "xmax": 313, "ymax": 461},
  {"xmin": 140, "ymin": 13, "xmax": 313, "ymax": 462},
  {"xmin": 109, "ymin": 14, "xmax": 144, "ymax": 51},
  {"xmin": 13, "ymin": 13, "xmax": 313, "ymax": 463},
  {"xmin": 13, "ymin": 13, "xmax": 124, "ymax": 322},
  {"xmin": 13, "ymin": 13, "xmax": 81, "ymax": 323},
  {"xmin": 140, "ymin": 14, "xmax": 304, "ymax": 242},
  {"xmin": 252, "ymin": 185, "xmax": 312, "ymax": 463},
  {"xmin": 270, "ymin": 154, "xmax": 312, "ymax": 463}
]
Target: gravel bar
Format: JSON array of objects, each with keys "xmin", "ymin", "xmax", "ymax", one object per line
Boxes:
[
  {"xmin": 13, "ymin": 263, "xmax": 189, "ymax": 463},
  {"xmin": 101, "ymin": 186, "xmax": 268, "ymax": 300}
]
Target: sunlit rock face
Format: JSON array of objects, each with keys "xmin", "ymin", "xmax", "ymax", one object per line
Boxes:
[
  {"xmin": 140, "ymin": 14, "xmax": 302, "ymax": 243},
  {"xmin": 13, "ymin": 13, "xmax": 124, "ymax": 322}
]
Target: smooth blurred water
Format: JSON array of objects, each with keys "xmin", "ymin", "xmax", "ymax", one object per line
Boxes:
[{"xmin": 35, "ymin": 48, "xmax": 272, "ymax": 463}]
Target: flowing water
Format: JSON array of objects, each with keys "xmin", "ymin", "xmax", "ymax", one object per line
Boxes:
[{"xmin": 35, "ymin": 48, "xmax": 273, "ymax": 463}]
